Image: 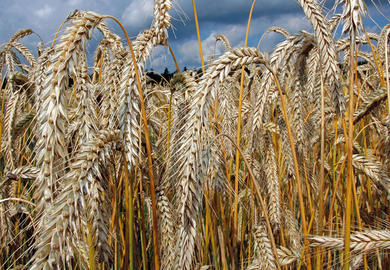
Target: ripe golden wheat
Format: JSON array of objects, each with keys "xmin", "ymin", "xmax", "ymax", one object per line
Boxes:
[{"xmin": 0, "ymin": 0, "xmax": 389, "ymax": 269}]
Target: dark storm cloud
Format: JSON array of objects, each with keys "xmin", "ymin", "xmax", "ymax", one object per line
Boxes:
[
  {"xmin": 167, "ymin": 0, "xmax": 303, "ymax": 40},
  {"xmin": 176, "ymin": 0, "xmax": 300, "ymax": 21}
]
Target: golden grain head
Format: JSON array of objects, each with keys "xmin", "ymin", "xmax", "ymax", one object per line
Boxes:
[{"xmin": 0, "ymin": 0, "xmax": 389, "ymax": 269}]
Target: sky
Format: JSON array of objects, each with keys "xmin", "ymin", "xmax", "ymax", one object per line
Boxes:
[{"xmin": 0, "ymin": 0, "xmax": 389, "ymax": 73}]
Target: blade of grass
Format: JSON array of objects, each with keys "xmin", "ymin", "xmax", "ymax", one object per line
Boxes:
[{"xmin": 87, "ymin": 223, "xmax": 97, "ymax": 270}]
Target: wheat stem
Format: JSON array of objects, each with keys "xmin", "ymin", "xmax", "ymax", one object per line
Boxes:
[
  {"xmin": 168, "ymin": 44, "xmax": 180, "ymax": 72},
  {"xmin": 272, "ymin": 72, "xmax": 312, "ymax": 269},
  {"xmin": 385, "ymin": 28, "xmax": 390, "ymax": 122},
  {"xmin": 218, "ymin": 133, "xmax": 281, "ymax": 270},
  {"xmin": 0, "ymin": 198, "xmax": 35, "ymax": 206},
  {"xmin": 233, "ymin": 0, "xmax": 257, "ymax": 259},
  {"xmin": 192, "ymin": 0, "xmax": 205, "ymax": 74},
  {"xmin": 344, "ymin": 27, "xmax": 356, "ymax": 270}
]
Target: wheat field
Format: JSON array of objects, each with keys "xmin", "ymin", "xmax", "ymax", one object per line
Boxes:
[{"xmin": 0, "ymin": 0, "xmax": 389, "ymax": 269}]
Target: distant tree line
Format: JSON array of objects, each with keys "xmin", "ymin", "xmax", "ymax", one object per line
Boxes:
[
  {"xmin": 146, "ymin": 67, "xmax": 202, "ymax": 84},
  {"xmin": 2, "ymin": 59, "xmax": 369, "ymax": 90}
]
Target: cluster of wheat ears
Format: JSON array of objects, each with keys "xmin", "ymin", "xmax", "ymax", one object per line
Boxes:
[{"xmin": 0, "ymin": 0, "xmax": 389, "ymax": 269}]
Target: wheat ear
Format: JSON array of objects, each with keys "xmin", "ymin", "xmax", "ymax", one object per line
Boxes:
[
  {"xmin": 100, "ymin": 49, "xmax": 128, "ymax": 129},
  {"xmin": 248, "ymin": 223, "xmax": 277, "ymax": 269},
  {"xmin": 353, "ymin": 88, "xmax": 387, "ymax": 124},
  {"xmin": 216, "ymin": 34, "xmax": 232, "ymax": 51},
  {"xmin": 2, "ymin": 90, "xmax": 20, "ymax": 170},
  {"xmin": 30, "ymin": 130, "xmax": 121, "ymax": 268},
  {"xmin": 264, "ymin": 132, "xmax": 281, "ymax": 227},
  {"xmin": 31, "ymin": 11, "xmax": 103, "ymax": 268},
  {"xmin": 176, "ymin": 47, "xmax": 269, "ymax": 269},
  {"xmin": 297, "ymin": 0, "xmax": 345, "ymax": 114},
  {"xmin": 253, "ymin": 33, "xmax": 304, "ymax": 132},
  {"xmin": 353, "ymin": 153, "xmax": 390, "ymax": 196},
  {"xmin": 341, "ymin": 0, "xmax": 366, "ymax": 35},
  {"xmin": 157, "ymin": 188, "xmax": 177, "ymax": 269},
  {"xmin": 120, "ymin": 0, "xmax": 172, "ymax": 171},
  {"xmin": 68, "ymin": 52, "xmax": 98, "ymax": 151},
  {"xmin": 310, "ymin": 230, "xmax": 390, "ymax": 253}
]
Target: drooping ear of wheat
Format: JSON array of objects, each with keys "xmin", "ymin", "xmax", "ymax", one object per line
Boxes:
[
  {"xmin": 248, "ymin": 222, "xmax": 277, "ymax": 269},
  {"xmin": 378, "ymin": 24, "xmax": 390, "ymax": 62},
  {"xmin": 297, "ymin": 0, "xmax": 345, "ymax": 114},
  {"xmin": 99, "ymin": 48, "xmax": 128, "ymax": 130},
  {"xmin": 175, "ymin": 47, "xmax": 270, "ymax": 269},
  {"xmin": 310, "ymin": 230, "xmax": 390, "ymax": 253},
  {"xmin": 341, "ymin": 0, "xmax": 366, "ymax": 35},
  {"xmin": 253, "ymin": 32, "xmax": 304, "ymax": 132},
  {"xmin": 68, "ymin": 52, "xmax": 99, "ymax": 152},
  {"xmin": 157, "ymin": 187, "xmax": 177, "ymax": 269},
  {"xmin": 120, "ymin": 0, "xmax": 172, "ymax": 172},
  {"xmin": 264, "ymin": 132, "xmax": 280, "ymax": 227},
  {"xmin": 216, "ymin": 34, "xmax": 232, "ymax": 51},
  {"xmin": 31, "ymin": 130, "xmax": 121, "ymax": 268},
  {"xmin": 30, "ymin": 12, "xmax": 105, "ymax": 269}
]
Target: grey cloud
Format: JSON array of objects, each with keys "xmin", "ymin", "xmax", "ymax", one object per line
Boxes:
[
  {"xmin": 0, "ymin": 0, "xmax": 129, "ymax": 43},
  {"xmin": 175, "ymin": 0, "xmax": 300, "ymax": 21},
  {"xmin": 1, "ymin": 0, "xmax": 388, "ymax": 73}
]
